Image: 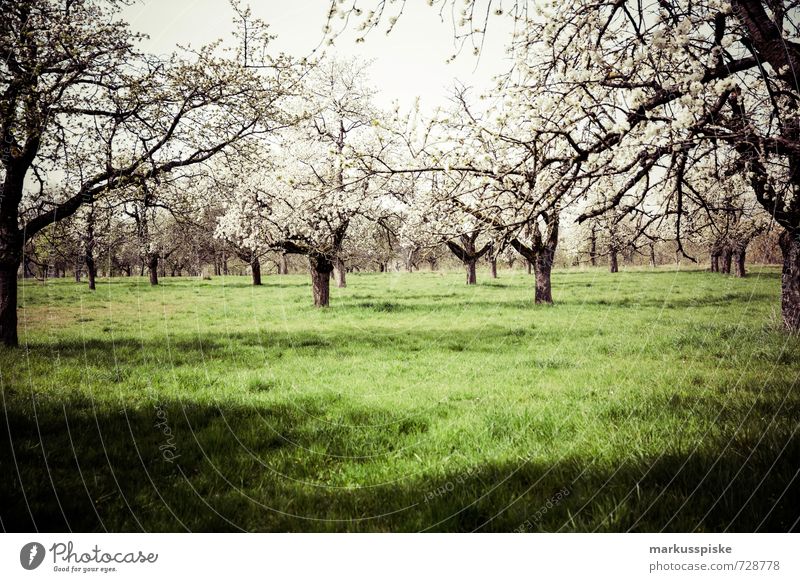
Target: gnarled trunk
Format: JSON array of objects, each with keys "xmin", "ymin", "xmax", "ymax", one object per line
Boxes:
[
  {"xmin": 720, "ymin": 248, "xmax": 732, "ymax": 274},
  {"xmin": 334, "ymin": 258, "xmax": 346, "ymax": 288},
  {"xmin": 251, "ymin": 256, "xmax": 262, "ymax": 286},
  {"xmin": 733, "ymin": 249, "xmax": 746, "ymax": 278},
  {"xmin": 534, "ymin": 250, "xmax": 554, "ymax": 304},
  {"xmin": 779, "ymin": 230, "xmax": 800, "ymax": 332},
  {"xmin": 309, "ymin": 256, "xmax": 332, "ymax": 307},
  {"xmin": 465, "ymin": 259, "xmax": 477, "ymax": 285},
  {"xmin": 148, "ymin": 255, "xmax": 159, "ymax": 286}
]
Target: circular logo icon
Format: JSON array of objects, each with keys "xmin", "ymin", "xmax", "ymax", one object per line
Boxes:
[{"xmin": 20, "ymin": 542, "xmax": 46, "ymax": 570}]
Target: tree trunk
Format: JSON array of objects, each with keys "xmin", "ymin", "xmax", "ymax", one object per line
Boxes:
[
  {"xmin": 309, "ymin": 256, "xmax": 332, "ymax": 307},
  {"xmin": 710, "ymin": 253, "xmax": 719, "ymax": 273},
  {"xmin": 334, "ymin": 258, "xmax": 346, "ymax": 288},
  {"xmin": 0, "ymin": 219, "xmax": 22, "ymax": 347},
  {"xmin": 490, "ymin": 258, "xmax": 497, "ymax": 278},
  {"xmin": 534, "ymin": 250, "xmax": 554, "ymax": 304},
  {"xmin": 733, "ymin": 249, "xmax": 746, "ymax": 278},
  {"xmin": 589, "ymin": 228, "xmax": 597, "ymax": 267},
  {"xmin": 779, "ymin": 231, "xmax": 800, "ymax": 332},
  {"xmin": 86, "ymin": 252, "xmax": 97, "ymax": 291},
  {"xmin": 74, "ymin": 266, "xmax": 81, "ymax": 282},
  {"xmin": 610, "ymin": 249, "xmax": 619, "ymax": 273},
  {"xmin": 85, "ymin": 210, "xmax": 97, "ymax": 290},
  {"xmin": 148, "ymin": 255, "xmax": 159, "ymax": 286},
  {"xmin": 720, "ymin": 248, "xmax": 732, "ymax": 274},
  {"xmin": 0, "ymin": 260, "xmax": 20, "ymax": 347},
  {"xmin": 279, "ymin": 253, "xmax": 289, "ymax": 275},
  {"xmin": 649, "ymin": 243, "xmax": 657, "ymax": 268},
  {"xmin": 465, "ymin": 259, "xmax": 477, "ymax": 285},
  {"xmin": 526, "ymin": 260, "xmax": 532, "ymax": 275},
  {"xmin": 251, "ymin": 256, "xmax": 262, "ymax": 286}
]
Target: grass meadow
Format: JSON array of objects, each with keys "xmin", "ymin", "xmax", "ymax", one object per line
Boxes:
[{"xmin": 1, "ymin": 266, "xmax": 798, "ymax": 532}]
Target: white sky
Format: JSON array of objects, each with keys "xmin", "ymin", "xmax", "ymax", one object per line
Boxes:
[{"xmin": 122, "ymin": 0, "xmax": 514, "ymax": 112}]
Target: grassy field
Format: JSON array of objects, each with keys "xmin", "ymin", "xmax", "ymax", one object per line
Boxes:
[{"xmin": 1, "ymin": 266, "xmax": 799, "ymax": 532}]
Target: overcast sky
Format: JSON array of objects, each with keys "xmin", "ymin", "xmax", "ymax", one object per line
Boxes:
[{"xmin": 122, "ymin": 0, "xmax": 513, "ymax": 112}]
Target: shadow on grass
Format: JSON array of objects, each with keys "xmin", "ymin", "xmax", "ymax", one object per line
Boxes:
[
  {"xmin": 2, "ymin": 393, "xmax": 798, "ymax": 532},
  {"xmin": 9, "ymin": 324, "xmax": 578, "ymax": 369}
]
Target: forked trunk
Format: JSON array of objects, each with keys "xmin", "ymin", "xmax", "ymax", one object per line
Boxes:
[
  {"xmin": 148, "ymin": 255, "xmax": 159, "ymax": 286},
  {"xmin": 251, "ymin": 256, "xmax": 262, "ymax": 286},
  {"xmin": 779, "ymin": 230, "xmax": 800, "ymax": 332},
  {"xmin": 334, "ymin": 258, "xmax": 346, "ymax": 288},
  {"xmin": 310, "ymin": 256, "xmax": 332, "ymax": 307},
  {"xmin": 534, "ymin": 250, "xmax": 554, "ymax": 304},
  {"xmin": 465, "ymin": 259, "xmax": 477, "ymax": 285}
]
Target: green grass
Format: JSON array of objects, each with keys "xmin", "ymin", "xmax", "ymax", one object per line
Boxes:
[{"xmin": 1, "ymin": 266, "xmax": 799, "ymax": 532}]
